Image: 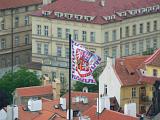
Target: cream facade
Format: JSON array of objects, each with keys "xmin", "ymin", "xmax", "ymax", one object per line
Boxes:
[
  {"xmin": 0, "ymin": 2, "xmax": 42, "ymax": 74},
  {"xmin": 31, "ymin": 1, "xmax": 160, "ymax": 92}
]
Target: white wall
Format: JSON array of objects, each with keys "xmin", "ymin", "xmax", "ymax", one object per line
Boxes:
[{"xmin": 99, "ymin": 57, "xmax": 121, "ymax": 105}]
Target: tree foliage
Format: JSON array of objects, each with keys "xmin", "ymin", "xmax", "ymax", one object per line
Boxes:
[
  {"xmin": 0, "ymin": 68, "xmax": 41, "ymax": 103},
  {"xmin": 142, "ymin": 48, "xmax": 155, "ymax": 55},
  {"xmin": 73, "ymin": 67, "xmax": 103, "ymax": 92}
]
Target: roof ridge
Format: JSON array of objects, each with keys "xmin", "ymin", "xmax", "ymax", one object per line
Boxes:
[{"xmin": 17, "ymin": 85, "xmax": 52, "ymax": 90}]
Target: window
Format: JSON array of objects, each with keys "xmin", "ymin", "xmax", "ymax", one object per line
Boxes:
[
  {"xmin": 112, "ymin": 47, "xmax": 117, "ymax": 58},
  {"xmin": 57, "ymin": 28, "xmax": 62, "ymax": 38},
  {"xmin": 25, "ymin": 34, "xmax": 29, "ymax": 45},
  {"xmin": 153, "ymin": 69, "xmax": 157, "ymax": 77},
  {"xmin": 146, "ymin": 38, "xmax": 151, "ymax": 49},
  {"xmin": 104, "ymin": 85, "xmax": 107, "ymax": 95},
  {"xmin": 120, "ymin": 27, "xmax": 122, "ymax": 39},
  {"xmin": 65, "ymin": 48, "xmax": 69, "ymax": 59},
  {"xmin": 44, "ymin": 26, "xmax": 49, "ymax": 36},
  {"xmin": 37, "ymin": 25, "xmax": 41, "ymax": 35},
  {"xmin": 15, "ymin": 56, "xmax": 20, "ymax": 65},
  {"xmin": 52, "ymin": 72, "xmax": 56, "ymax": 80},
  {"xmin": 1, "ymin": 39, "xmax": 6, "ymax": 49},
  {"xmin": 44, "ymin": 43, "xmax": 49, "ymax": 55},
  {"xmin": 24, "ymin": 16, "xmax": 29, "ymax": 25},
  {"xmin": 104, "ymin": 48, "xmax": 109, "ymax": 61},
  {"xmin": 139, "ymin": 41, "xmax": 143, "ymax": 54},
  {"xmin": 132, "ymin": 25, "xmax": 136, "ymax": 36},
  {"xmin": 57, "ymin": 46, "xmax": 61, "ymax": 57},
  {"xmin": 37, "ymin": 43, "xmax": 41, "ymax": 54},
  {"xmin": 112, "ymin": 30, "xmax": 116, "ymax": 41},
  {"xmin": 90, "ymin": 32, "xmax": 95, "ymax": 43},
  {"xmin": 153, "ymin": 38, "xmax": 157, "ymax": 49},
  {"xmin": 132, "ymin": 88, "xmax": 136, "ymax": 97},
  {"xmin": 132, "ymin": 42, "xmax": 136, "ymax": 55},
  {"xmin": 125, "ymin": 44, "xmax": 129, "ymax": 56},
  {"xmin": 15, "ymin": 16, "xmax": 19, "ymax": 28},
  {"xmin": 65, "ymin": 28, "xmax": 70, "ymax": 40},
  {"xmin": 104, "ymin": 32, "xmax": 109, "ymax": 42},
  {"xmin": 73, "ymin": 30, "xmax": 78, "ymax": 40},
  {"xmin": 15, "ymin": 36, "xmax": 19, "ymax": 47},
  {"xmin": 1, "ymin": 58, "xmax": 6, "ymax": 68},
  {"xmin": 60, "ymin": 73, "xmax": 64, "ymax": 83},
  {"xmin": 0, "ymin": 19, "xmax": 5, "ymax": 30},
  {"xmin": 82, "ymin": 31, "xmax": 87, "ymax": 42},
  {"xmin": 153, "ymin": 20, "xmax": 157, "ymax": 31},
  {"xmin": 146, "ymin": 22, "xmax": 150, "ymax": 32},
  {"xmin": 139, "ymin": 23, "xmax": 143, "ymax": 33},
  {"xmin": 125, "ymin": 26, "xmax": 129, "ymax": 37}
]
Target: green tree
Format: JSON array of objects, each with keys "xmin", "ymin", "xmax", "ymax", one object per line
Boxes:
[
  {"xmin": 73, "ymin": 67, "xmax": 103, "ymax": 92},
  {"xmin": 0, "ymin": 68, "xmax": 41, "ymax": 103},
  {"xmin": 142, "ymin": 48, "xmax": 155, "ymax": 55}
]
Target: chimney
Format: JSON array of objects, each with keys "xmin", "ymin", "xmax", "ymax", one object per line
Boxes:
[
  {"xmin": 124, "ymin": 103, "xmax": 136, "ymax": 117},
  {"xmin": 100, "ymin": 0, "xmax": 105, "ymax": 7},
  {"xmin": 107, "ymin": 57, "xmax": 115, "ymax": 66},
  {"xmin": 0, "ymin": 109, "xmax": 7, "ymax": 120},
  {"xmin": 52, "ymin": 78, "xmax": 60, "ymax": 99},
  {"xmin": 6, "ymin": 105, "xmax": 18, "ymax": 120},
  {"xmin": 97, "ymin": 97, "xmax": 105, "ymax": 113},
  {"xmin": 104, "ymin": 96, "xmax": 110, "ymax": 110},
  {"xmin": 60, "ymin": 97, "xmax": 66, "ymax": 110},
  {"xmin": 28, "ymin": 98, "xmax": 42, "ymax": 112},
  {"xmin": 67, "ymin": 109, "xmax": 73, "ymax": 120}
]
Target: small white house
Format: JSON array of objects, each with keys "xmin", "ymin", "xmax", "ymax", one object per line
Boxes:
[{"xmin": 99, "ymin": 57, "xmax": 121, "ymax": 105}]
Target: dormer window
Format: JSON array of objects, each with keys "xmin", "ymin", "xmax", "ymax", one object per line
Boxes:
[
  {"xmin": 42, "ymin": 10, "xmax": 52, "ymax": 16},
  {"xmin": 54, "ymin": 12, "xmax": 63, "ymax": 18},
  {"xmin": 75, "ymin": 15, "xmax": 83, "ymax": 20},
  {"xmin": 84, "ymin": 16, "xmax": 95, "ymax": 21},
  {"xmin": 103, "ymin": 15, "xmax": 115, "ymax": 21},
  {"xmin": 153, "ymin": 69, "xmax": 158, "ymax": 77},
  {"xmin": 64, "ymin": 13, "xmax": 73, "ymax": 19}
]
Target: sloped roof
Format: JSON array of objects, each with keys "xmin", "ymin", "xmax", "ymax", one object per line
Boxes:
[
  {"xmin": 31, "ymin": 0, "xmax": 160, "ymax": 24},
  {"xmin": 16, "ymin": 85, "xmax": 53, "ymax": 97},
  {"xmin": 63, "ymin": 91, "xmax": 98, "ymax": 113},
  {"xmin": 0, "ymin": 0, "xmax": 42, "ymax": 10},
  {"xmin": 115, "ymin": 49, "xmax": 160, "ymax": 86},
  {"xmin": 18, "ymin": 98, "xmax": 66, "ymax": 120},
  {"xmin": 83, "ymin": 105, "xmax": 138, "ymax": 120},
  {"xmin": 115, "ymin": 56, "xmax": 148, "ymax": 86},
  {"xmin": 144, "ymin": 49, "xmax": 160, "ymax": 67}
]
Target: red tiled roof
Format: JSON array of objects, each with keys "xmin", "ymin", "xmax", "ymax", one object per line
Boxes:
[
  {"xmin": 0, "ymin": 0, "xmax": 42, "ymax": 10},
  {"xmin": 115, "ymin": 56, "xmax": 148, "ymax": 86},
  {"xmin": 16, "ymin": 85, "xmax": 53, "ymax": 97},
  {"xmin": 63, "ymin": 91, "xmax": 98, "ymax": 113},
  {"xmin": 115, "ymin": 50, "xmax": 160, "ymax": 86},
  {"xmin": 18, "ymin": 98, "xmax": 66, "ymax": 120},
  {"xmin": 83, "ymin": 105, "xmax": 138, "ymax": 120},
  {"xmin": 144, "ymin": 49, "xmax": 160, "ymax": 66},
  {"xmin": 31, "ymin": 0, "xmax": 160, "ymax": 24}
]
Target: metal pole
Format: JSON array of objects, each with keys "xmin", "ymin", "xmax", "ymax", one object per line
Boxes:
[
  {"xmin": 69, "ymin": 34, "xmax": 72, "ymax": 120},
  {"xmin": 11, "ymin": 8, "xmax": 14, "ymax": 120}
]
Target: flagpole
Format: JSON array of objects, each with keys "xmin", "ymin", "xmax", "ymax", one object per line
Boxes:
[{"xmin": 69, "ymin": 34, "xmax": 72, "ymax": 120}]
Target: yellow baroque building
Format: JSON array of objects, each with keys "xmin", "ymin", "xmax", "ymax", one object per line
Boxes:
[{"xmin": 99, "ymin": 49, "xmax": 160, "ymax": 113}]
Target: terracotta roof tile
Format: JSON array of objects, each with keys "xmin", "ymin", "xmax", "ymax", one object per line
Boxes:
[
  {"xmin": 63, "ymin": 92, "xmax": 98, "ymax": 113},
  {"xmin": 144, "ymin": 49, "xmax": 160, "ymax": 66},
  {"xmin": 115, "ymin": 49, "xmax": 160, "ymax": 86},
  {"xmin": 0, "ymin": 0, "xmax": 42, "ymax": 10},
  {"xmin": 31, "ymin": 0, "xmax": 160, "ymax": 24},
  {"xmin": 115, "ymin": 56, "xmax": 148, "ymax": 86},
  {"xmin": 16, "ymin": 85, "xmax": 53, "ymax": 97},
  {"xmin": 83, "ymin": 105, "xmax": 138, "ymax": 120}
]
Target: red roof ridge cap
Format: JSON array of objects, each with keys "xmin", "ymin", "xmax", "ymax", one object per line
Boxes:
[
  {"xmin": 144, "ymin": 49, "xmax": 160, "ymax": 64},
  {"xmin": 17, "ymin": 85, "xmax": 52, "ymax": 90}
]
